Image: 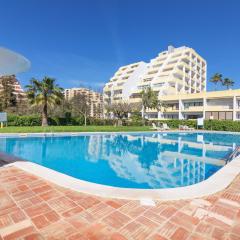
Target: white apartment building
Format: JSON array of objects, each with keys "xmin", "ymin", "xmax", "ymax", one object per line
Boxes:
[
  {"xmin": 103, "ymin": 62, "xmax": 148, "ymax": 105},
  {"xmin": 64, "ymin": 88, "xmax": 103, "ymax": 118},
  {"xmin": 161, "ymin": 90, "xmax": 240, "ymax": 121},
  {"xmin": 103, "ymin": 45, "xmax": 240, "ymax": 121},
  {"xmin": 103, "ymin": 46, "xmax": 206, "ymax": 104}
]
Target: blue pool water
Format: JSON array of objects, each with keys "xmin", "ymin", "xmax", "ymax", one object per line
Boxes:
[{"xmin": 0, "ymin": 132, "xmax": 239, "ymax": 189}]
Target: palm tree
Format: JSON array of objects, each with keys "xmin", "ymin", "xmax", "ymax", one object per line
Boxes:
[
  {"xmin": 25, "ymin": 77, "xmax": 64, "ymax": 126},
  {"xmin": 222, "ymin": 78, "xmax": 234, "ymax": 90},
  {"xmin": 140, "ymin": 87, "xmax": 162, "ymax": 125},
  {"xmin": 210, "ymin": 73, "xmax": 222, "ymax": 90}
]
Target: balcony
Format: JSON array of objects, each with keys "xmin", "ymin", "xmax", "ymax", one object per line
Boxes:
[
  {"xmin": 113, "ymin": 85, "xmax": 123, "ymax": 91},
  {"xmin": 129, "ymin": 98, "xmax": 141, "ymax": 104},
  {"xmin": 146, "ymin": 70, "xmax": 158, "ymax": 75},
  {"xmin": 174, "ymin": 69, "xmax": 185, "ymax": 77},
  {"xmin": 164, "ymin": 107, "xmax": 179, "ymax": 113},
  {"xmin": 164, "ymin": 63, "xmax": 175, "ymax": 69},
  {"xmin": 152, "ymin": 63, "xmax": 163, "ymax": 68},
  {"xmin": 205, "ymin": 106, "xmax": 233, "ymax": 112},
  {"xmin": 178, "ymin": 61, "xmax": 190, "ymax": 69},
  {"xmin": 182, "ymin": 106, "xmax": 204, "ymax": 112}
]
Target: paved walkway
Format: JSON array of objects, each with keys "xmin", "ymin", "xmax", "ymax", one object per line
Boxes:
[{"xmin": 0, "ymin": 166, "xmax": 239, "ymax": 240}]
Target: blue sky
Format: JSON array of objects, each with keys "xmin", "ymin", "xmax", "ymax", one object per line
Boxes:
[{"xmin": 0, "ymin": 0, "xmax": 239, "ymax": 92}]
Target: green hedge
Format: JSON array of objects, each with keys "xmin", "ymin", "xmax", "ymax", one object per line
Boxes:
[
  {"xmin": 6, "ymin": 114, "xmax": 240, "ymax": 132},
  {"xmin": 7, "ymin": 115, "xmax": 41, "ymax": 126},
  {"xmin": 7, "ymin": 115, "xmax": 116, "ymax": 126},
  {"xmin": 152, "ymin": 119, "xmax": 240, "ymax": 132},
  {"xmin": 204, "ymin": 120, "xmax": 240, "ymax": 132},
  {"xmin": 152, "ymin": 119, "xmax": 197, "ymax": 129}
]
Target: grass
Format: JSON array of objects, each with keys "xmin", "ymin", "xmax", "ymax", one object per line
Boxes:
[{"xmin": 0, "ymin": 125, "xmax": 152, "ymax": 133}]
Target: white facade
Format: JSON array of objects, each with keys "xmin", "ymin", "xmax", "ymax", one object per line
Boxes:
[
  {"xmin": 103, "ymin": 62, "xmax": 147, "ymax": 105},
  {"xmin": 103, "ymin": 46, "xmax": 207, "ymax": 107},
  {"xmin": 134, "ymin": 46, "xmax": 206, "ymax": 96},
  {"xmin": 161, "ymin": 90, "xmax": 240, "ymax": 121}
]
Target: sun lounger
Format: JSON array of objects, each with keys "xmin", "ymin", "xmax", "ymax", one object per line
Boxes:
[
  {"xmin": 179, "ymin": 125, "xmax": 194, "ymax": 131},
  {"xmin": 152, "ymin": 123, "xmax": 170, "ymax": 131},
  {"xmin": 162, "ymin": 123, "xmax": 170, "ymax": 130},
  {"xmin": 151, "ymin": 123, "xmax": 162, "ymax": 131}
]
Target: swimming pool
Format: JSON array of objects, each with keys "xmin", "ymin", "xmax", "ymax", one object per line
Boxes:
[{"xmin": 0, "ymin": 132, "xmax": 238, "ymax": 189}]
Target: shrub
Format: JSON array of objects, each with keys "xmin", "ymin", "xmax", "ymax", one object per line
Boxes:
[
  {"xmin": 8, "ymin": 115, "xmax": 41, "ymax": 126},
  {"xmin": 128, "ymin": 112, "xmax": 144, "ymax": 126},
  {"xmin": 88, "ymin": 118, "xmax": 115, "ymax": 126},
  {"xmin": 204, "ymin": 120, "xmax": 240, "ymax": 132},
  {"xmin": 152, "ymin": 119, "xmax": 240, "ymax": 132},
  {"xmin": 6, "ymin": 113, "xmax": 240, "ymax": 132},
  {"xmin": 151, "ymin": 119, "xmax": 197, "ymax": 129}
]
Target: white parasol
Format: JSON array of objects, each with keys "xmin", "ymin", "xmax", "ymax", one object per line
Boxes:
[{"xmin": 0, "ymin": 47, "xmax": 30, "ymax": 76}]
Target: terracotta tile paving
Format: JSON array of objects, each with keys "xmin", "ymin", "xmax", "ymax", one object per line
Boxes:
[{"xmin": 0, "ymin": 166, "xmax": 239, "ymax": 239}]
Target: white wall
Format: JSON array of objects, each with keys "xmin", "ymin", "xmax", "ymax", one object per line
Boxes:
[{"xmin": 122, "ymin": 62, "xmax": 148, "ymax": 100}]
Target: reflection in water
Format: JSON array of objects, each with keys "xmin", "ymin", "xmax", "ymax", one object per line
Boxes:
[
  {"xmin": 0, "ymin": 132, "xmax": 238, "ymax": 189},
  {"xmin": 87, "ymin": 133, "xmax": 235, "ymax": 188}
]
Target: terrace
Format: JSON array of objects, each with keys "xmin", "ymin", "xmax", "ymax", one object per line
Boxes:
[{"xmin": 0, "ymin": 165, "xmax": 239, "ymax": 239}]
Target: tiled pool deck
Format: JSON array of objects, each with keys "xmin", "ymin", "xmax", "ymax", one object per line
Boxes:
[{"xmin": 0, "ymin": 166, "xmax": 239, "ymax": 240}]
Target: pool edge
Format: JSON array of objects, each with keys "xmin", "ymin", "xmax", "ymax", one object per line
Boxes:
[
  {"xmin": 8, "ymin": 156, "xmax": 240, "ymax": 201},
  {"xmin": 1, "ymin": 130, "xmax": 240, "ymax": 201}
]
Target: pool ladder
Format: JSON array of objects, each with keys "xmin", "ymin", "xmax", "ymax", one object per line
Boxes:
[{"xmin": 225, "ymin": 146, "xmax": 240, "ymax": 164}]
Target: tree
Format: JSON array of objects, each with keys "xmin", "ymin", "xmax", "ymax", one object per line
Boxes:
[
  {"xmin": 222, "ymin": 78, "xmax": 234, "ymax": 90},
  {"xmin": 70, "ymin": 93, "xmax": 91, "ymax": 126},
  {"xmin": 49, "ymin": 99, "xmax": 72, "ymax": 118},
  {"xmin": 210, "ymin": 73, "xmax": 222, "ymax": 90},
  {"xmin": 25, "ymin": 77, "xmax": 64, "ymax": 126},
  {"xmin": 0, "ymin": 75, "xmax": 17, "ymax": 111},
  {"xmin": 140, "ymin": 87, "xmax": 163, "ymax": 125},
  {"xmin": 105, "ymin": 102, "xmax": 133, "ymax": 126}
]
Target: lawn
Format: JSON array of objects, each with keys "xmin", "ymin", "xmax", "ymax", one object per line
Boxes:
[{"xmin": 0, "ymin": 125, "xmax": 152, "ymax": 133}]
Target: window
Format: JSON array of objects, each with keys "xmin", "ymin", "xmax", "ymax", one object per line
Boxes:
[
  {"xmin": 205, "ymin": 111, "xmax": 233, "ymax": 120},
  {"xmin": 153, "ymin": 83, "xmax": 164, "ymax": 88},
  {"xmin": 184, "ymin": 101, "xmax": 203, "ymax": 109},
  {"xmin": 226, "ymin": 112, "xmax": 233, "ymax": 120}
]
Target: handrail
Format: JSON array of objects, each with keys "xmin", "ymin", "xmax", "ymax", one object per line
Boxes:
[{"xmin": 225, "ymin": 146, "xmax": 240, "ymax": 164}]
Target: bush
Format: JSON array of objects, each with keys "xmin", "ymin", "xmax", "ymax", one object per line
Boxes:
[
  {"xmin": 88, "ymin": 118, "xmax": 115, "ymax": 126},
  {"xmin": 204, "ymin": 120, "xmax": 240, "ymax": 132},
  {"xmin": 151, "ymin": 119, "xmax": 240, "ymax": 132},
  {"xmin": 128, "ymin": 112, "xmax": 144, "ymax": 126},
  {"xmin": 151, "ymin": 119, "xmax": 197, "ymax": 129},
  {"xmin": 8, "ymin": 115, "xmax": 41, "ymax": 126},
  {"xmin": 7, "ymin": 114, "xmax": 116, "ymax": 126},
  {"xmin": 6, "ymin": 114, "xmax": 240, "ymax": 132}
]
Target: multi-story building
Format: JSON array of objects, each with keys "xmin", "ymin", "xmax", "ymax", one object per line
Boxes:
[
  {"xmin": 134, "ymin": 45, "xmax": 206, "ymax": 95},
  {"xmin": 103, "ymin": 46, "xmax": 206, "ymax": 105},
  {"xmin": 162, "ymin": 89, "xmax": 240, "ymax": 121},
  {"xmin": 103, "ymin": 62, "xmax": 148, "ymax": 105},
  {"xmin": 0, "ymin": 75, "xmax": 26, "ymax": 101},
  {"xmin": 64, "ymin": 87, "xmax": 103, "ymax": 118},
  {"xmin": 103, "ymin": 45, "xmax": 240, "ymax": 121}
]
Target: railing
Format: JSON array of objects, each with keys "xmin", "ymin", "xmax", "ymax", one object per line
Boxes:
[{"xmin": 225, "ymin": 146, "xmax": 240, "ymax": 164}]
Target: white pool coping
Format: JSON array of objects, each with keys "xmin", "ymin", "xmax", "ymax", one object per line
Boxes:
[
  {"xmin": 8, "ymin": 156, "xmax": 240, "ymax": 201},
  {"xmin": 1, "ymin": 131, "xmax": 240, "ymax": 201}
]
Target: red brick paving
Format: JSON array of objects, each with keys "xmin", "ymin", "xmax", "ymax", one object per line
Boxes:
[{"xmin": 0, "ymin": 166, "xmax": 239, "ymax": 239}]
